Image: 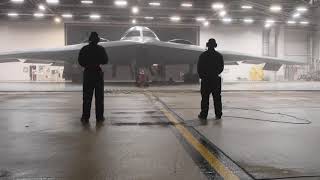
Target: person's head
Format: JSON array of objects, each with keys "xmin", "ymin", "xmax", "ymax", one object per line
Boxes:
[
  {"xmin": 88, "ymin": 32, "xmax": 100, "ymax": 44},
  {"xmin": 206, "ymin": 38, "xmax": 217, "ymax": 50}
]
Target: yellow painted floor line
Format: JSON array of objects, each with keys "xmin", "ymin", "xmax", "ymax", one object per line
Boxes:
[{"xmin": 160, "ymin": 108, "xmax": 240, "ymax": 180}]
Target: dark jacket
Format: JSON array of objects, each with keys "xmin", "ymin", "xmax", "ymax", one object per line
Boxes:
[
  {"xmin": 197, "ymin": 50, "xmax": 224, "ymax": 80},
  {"xmin": 78, "ymin": 43, "xmax": 109, "ymax": 69}
]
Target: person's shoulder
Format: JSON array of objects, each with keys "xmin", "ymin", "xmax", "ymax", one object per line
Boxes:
[
  {"xmin": 215, "ymin": 50, "xmax": 223, "ymax": 57},
  {"xmin": 80, "ymin": 44, "xmax": 89, "ymax": 50}
]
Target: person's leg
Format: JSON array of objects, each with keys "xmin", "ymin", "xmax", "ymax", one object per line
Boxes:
[
  {"xmin": 82, "ymin": 71, "xmax": 94, "ymax": 120},
  {"xmin": 95, "ymin": 71, "xmax": 104, "ymax": 121},
  {"xmin": 212, "ymin": 77, "xmax": 222, "ymax": 119},
  {"xmin": 199, "ymin": 81, "xmax": 211, "ymax": 119}
]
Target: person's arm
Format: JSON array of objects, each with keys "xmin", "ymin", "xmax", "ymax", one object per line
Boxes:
[
  {"xmin": 100, "ymin": 47, "xmax": 109, "ymax": 65},
  {"xmin": 197, "ymin": 54, "xmax": 205, "ymax": 79},
  {"xmin": 78, "ymin": 48, "xmax": 86, "ymax": 67},
  {"xmin": 217, "ymin": 54, "xmax": 224, "ymax": 75}
]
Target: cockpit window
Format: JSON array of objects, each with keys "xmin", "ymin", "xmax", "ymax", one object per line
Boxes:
[
  {"xmin": 143, "ymin": 31, "xmax": 156, "ymax": 38},
  {"xmin": 125, "ymin": 30, "xmax": 141, "ymax": 37}
]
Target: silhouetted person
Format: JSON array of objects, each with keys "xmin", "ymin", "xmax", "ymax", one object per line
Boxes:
[
  {"xmin": 197, "ymin": 39, "xmax": 224, "ymax": 120},
  {"xmin": 78, "ymin": 32, "xmax": 108, "ymax": 123}
]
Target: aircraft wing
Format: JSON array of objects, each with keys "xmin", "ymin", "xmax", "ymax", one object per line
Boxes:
[
  {"xmin": 0, "ymin": 40, "xmax": 140, "ymax": 65},
  {"xmin": 142, "ymin": 41, "xmax": 305, "ymax": 70}
]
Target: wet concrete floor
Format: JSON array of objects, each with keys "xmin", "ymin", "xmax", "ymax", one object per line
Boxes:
[{"xmin": 0, "ymin": 89, "xmax": 319, "ymax": 179}]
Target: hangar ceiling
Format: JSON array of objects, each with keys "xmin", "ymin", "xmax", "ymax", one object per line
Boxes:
[{"xmin": 0, "ymin": 0, "xmax": 318, "ymax": 27}]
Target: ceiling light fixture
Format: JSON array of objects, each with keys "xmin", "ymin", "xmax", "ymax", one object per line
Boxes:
[
  {"xmin": 11, "ymin": 0, "xmax": 24, "ymax": 3},
  {"xmin": 132, "ymin": 19, "xmax": 136, "ymax": 24},
  {"xmin": 181, "ymin": 3, "xmax": 192, "ymax": 7},
  {"xmin": 241, "ymin": 5, "xmax": 252, "ymax": 9},
  {"xmin": 62, "ymin": 14, "xmax": 73, "ymax": 18},
  {"xmin": 46, "ymin": 0, "xmax": 59, "ymax": 4},
  {"xmin": 243, "ymin": 18, "xmax": 254, "ymax": 23},
  {"xmin": 265, "ymin": 23, "xmax": 272, "ymax": 28},
  {"xmin": 38, "ymin": 4, "xmax": 46, "ymax": 11},
  {"xmin": 293, "ymin": 13, "xmax": 300, "ymax": 18},
  {"xmin": 149, "ymin": 2, "xmax": 160, "ymax": 6},
  {"xmin": 266, "ymin": 19, "xmax": 275, "ymax": 24},
  {"xmin": 8, "ymin": 12, "xmax": 19, "ymax": 17},
  {"xmin": 114, "ymin": 0, "xmax": 127, "ymax": 7},
  {"xmin": 132, "ymin": 6, "xmax": 139, "ymax": 14},
  {"xmin": 297, "ymin": 7, "xmax": 308, "ymax": 12},
  {"xmin": 144, "ymin": 16, "xmax": 154, "ymax": 20},
  {"xmin": 54, "ymin": 17, "xmax": 61, "ymax": 23},
  {"xmin": 90, "ymin": 14, "xmax": 100, "ymax": 19},
  {"xmin": 287, "ymin": 20, "xmax": 296, "ymax": 24},
  {"xmin": 34, "ymin": 13, "xmax": 44, "ymax": 18},
  {"xmin": 300, "ymin": 21, "xmax": 309, "ymax": 25},
  {"xmin": 196, "ymin": 17, "xmax": 206, "ymax": 22},
  {"xmin": 81, "ymin": 0, "xmax": 93, "ymax": 4},
  {"xmin": 222, "ymin": 17, "xmax": 232, "ymax": 23},
  {"xmin": 203, "ymin": 21, "xmax": 210, "ymax": 27},
  {"xmin": 270, "ymin": 5, "xmax": 282, "ymax": 12},
  {"xmin": 170, "ymin": 16, "xmax": 181, "ymax": 21},
  {"xmin": 219, "ymin": 10, "xmax": 226, "ymax": 17},
  {"xmin": 212, "ymin": 2, "xmax": 224, "ymax": 10}
]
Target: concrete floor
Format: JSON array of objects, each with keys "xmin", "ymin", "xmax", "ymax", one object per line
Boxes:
[{"xmin": 0, "ymin": 84, "xmax": 320, "ymax": 179}]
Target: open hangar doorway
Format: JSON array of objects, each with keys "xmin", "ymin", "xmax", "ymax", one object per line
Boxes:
[{"xmin": 64, "ymin": 23, "xmax": 200, "ymax": 83}]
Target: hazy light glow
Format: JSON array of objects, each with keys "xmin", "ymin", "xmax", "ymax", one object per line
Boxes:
[
  {"xmin": 241, "ymin": 5, "xmax": 252, "ymax": 9},
  {"xmin": 196, "ymin": 17, "xmax": 206, "ymax": 22},
  {"xmin": 297, "ymin": 7, "xmax": 308, "ymax": 12},
  {"xmin": 265, "ymin": 23, "xmax": 272, "ymax": 28},
  {"xmin": 132, "ymin": 19, "xmax": 136, "ymax": 24},
  {"xmin": 38, "ymin": 4, "xmax": 46, "ymax": 11},
  {"xmin": 170, "ymin": 16, "xmax": 181, "ymax": 21},
  {"xmin": 243, "ymin": 18, "xmax": 254, "ymax": 23},
  {"xmin": 54, "ymin": 17, "xmax": 61, "ymax": 23},
  {"xmin": 219, "ymin": 10, "xmax": 226, "ymax": 17},
  {"xmin": 203, "ymin": 21, "xmax": 210, "ymax": 26},
  {"xmin": 266, "ymin": 19, "xmax": 275, "ymax": 24},
  {"xmin": 270, "ymin": 5, "xmax": 282, "ymax": 12},
  {"xmin": 34, "ymin": 13, "xmax": 44, "ymax": 17},
  {"xmin": 287, "ymin": 20, "xmax": 296, "ymax": 24},
  {"xmin": 212, "ymin": 3, "xmax": 224, "ymax": 10},
  {"xmin": 144, "ymin": 16, "xmax": 154, "ymax": 20},
  {"xmin": 46, "ymin": 0, "xmax": 59, "ymax": 4},
  {"xmin": 181, "ymin": 3, "xmax": 192, "ymax": 7},
  {"xmin": 62, "ymin": 14, "xmax": 73, "ymax": 18},
  {"xmin": 149, "ymin": 2, "xmax": 160, "ymax": 6},
  {"xmin": 90, "ymin": 14, "xmax": 101, "ymax": 19},
  {"xmin": 293, "ymin": 13, "xmax": 301, "ymax": 18},
  {"xmin": 81, "ymin": 0, "xmax": 93, "ymax": 4},
  {"xmin": 300, "ymin": 21, "xmax": 309, "ymax": 25},
  {"xmin": 132, "ymin": 6, "xmax": 139, "ymax": 14},
  {"xmin": 8, "ymin": 12, "xmax": 19, "ymax": 17},
  {"xmin": 11, "ymin": 0, "xmax": 24, "ymax": 3},
  {"xmin": 114, "ymin": 0, "xmax": 127, "ymax": 6},
  {"xmin": 222, "ymin": 17, "xmax": 232, "ymax": 23}
]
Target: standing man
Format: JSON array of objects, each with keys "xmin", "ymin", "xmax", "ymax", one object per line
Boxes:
[
  {"xmin": 197, "ymin": 39, "xmax": 224, "ymax": 120},
  {"xmin": 78, "ymin": 32, "xmax": 108, "ymax": 123}
]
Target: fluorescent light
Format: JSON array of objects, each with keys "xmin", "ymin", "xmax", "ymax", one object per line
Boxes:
[
  {"xmin": 34, "ymin": 13, "xmax": 44, "ymax": 17},
  {"xmin": 219, "ymin": 10, "xmax": 226, "ymax": 17},
  {"xmin": 54, "ymin": 17, "xmax": 61, "ymax": 23},
  {"xmin": 293, "ymin": 13, "xmax": 300, "ymax": 18},
  {"xmin": 300, "ymin": 21, "xmax": 309, "ymax": 25},
  {"xmin": 243, "ymin": 18, "xmax": 254, "ymax": 23},
  {"xmin": 297, "ymin": 7, "xmax": 308, "ymax": 12},
  {"xmin": 222, "ymin": 17, "xmax": 232, "ymax": 23},
  {"xmin": 265, "ymin": 23, "xmax": 272, "ymax": 28},
  {"xmin": 38, "ymin": 4, "xmax": 46, "ymax": 11},
  {"xmin": 181, "ymin": 3, "xmax": 192, "ymax": 7},
  {"xmin": 170, "ymin": 16, "xmax": 181, "ymax": 21},
  {"xmin": 287, "ymin": 20, "xmax": 296, "ymax": 24},
  {"xmin": 114, "ymin": 0, "xmax": 127, "ymax": 6},
  {"xmin": 203, "ymin": 21, "xmax": 210, "ymax": 27},
  {"xmin": 241, "ymin": 5, "xmax": 252, "ymax": 9},
  {"xmin": 149, "ymin": 2, "xmax": 160, "ymax": 6},
  {"xmin": 132, "ymin": 6, "xmax": 139, "ymax": 14},
  {"xmin": 132, "ymin": 19, "xmax": 136, "ymax": 24},
  {"xmin": 212, "ymin": 2, "xmax": 224, "ymax": 10},
  {"xmin": 266, "ymin": 19, "xmax": 275, "ymax": 24},
  {"xmin": 62, "ymin": 14, "xmax": 73, "ymax": 18},
  {"xmin": 196, "ymin": 17, "xmax": 206, "ymax": 22},
  {"xmin": 144, "ymin": 16, "xmax": 154, "ymax": 20},
  {"xmin": 8, "ymin": 13, "xmax": 19, "ymax": 17},
  {"xmin": 81, "ymin": 0, "xmax": 93, "ymax": 4},
  {"xmin": 270, "ymin": 5, "xmax": 282, "ymax": 12},
  {"xmin": 11, "ymin": 0, "xmax": 24, "ymax": 3},
  {"xmin": 46, "ymin": 0, "xmax": 59, "ymax": 4},
  {"xmin": 90, "ymin": 14, "xmax": 100, "ymax": 19}
]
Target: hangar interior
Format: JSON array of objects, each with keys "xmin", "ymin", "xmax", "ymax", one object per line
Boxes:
[{"xmin": 2, "ymin": 1, "xmax": 320, "ymax": 180}]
